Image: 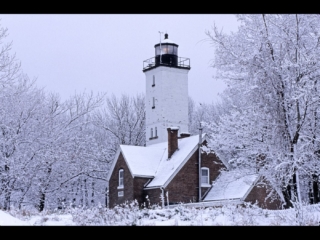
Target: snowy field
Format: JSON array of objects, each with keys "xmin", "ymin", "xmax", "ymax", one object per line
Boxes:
[{"xmin": 1, "ymin": 201, "xmax": 320, "ymax": 226}]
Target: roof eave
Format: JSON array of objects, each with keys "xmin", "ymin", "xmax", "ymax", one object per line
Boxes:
[{"xmin": 133, "ymin": 174, "xmax": 155, "ymax": 178}]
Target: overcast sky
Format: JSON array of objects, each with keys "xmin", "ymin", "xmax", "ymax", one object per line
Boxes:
[{"xmin": 0, "ymin": 14, "xmax": 239, "ymax": 104}]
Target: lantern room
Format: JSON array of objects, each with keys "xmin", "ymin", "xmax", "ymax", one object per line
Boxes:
[
  {"xmin": 154, "ymin": 33, "xmax": 178, "ymax": 66},
  {"xmin": 143, "ymin": 33, "xmax": 190, "ymax": 72}
]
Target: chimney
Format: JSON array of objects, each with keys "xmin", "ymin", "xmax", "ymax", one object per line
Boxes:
[{"xmin": 167, "ymin": 127, "xmax": 179, "ymax": 159}]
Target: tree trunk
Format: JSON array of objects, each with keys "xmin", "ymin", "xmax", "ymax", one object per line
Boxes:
[
  {"xmin": 91, "ymin": 181, "xmax": 95, "ymax": 205},
  {"xmin": 38, "ymin": 191, "xmax": 45, "ymax": 212},
  {"xmin": 84, "ymin": 178, "xmax": 89, "ymax": 207},
  {"xmin": 312, "ymin": 174, "xmax": 319, "ymax": 204},
  {"xmin": 282, "ymin": 185, "xmax": 293, "ymax": 208},
  {"xmin": 3, "ymin": 188, "xmax": 11, "ymax": 210}
]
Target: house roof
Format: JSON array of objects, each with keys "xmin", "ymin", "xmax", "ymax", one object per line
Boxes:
[
  {"xmin": 120, "ymin": 144, "xmax": 166, "ymax": 178},
  {"xmin": 108, "ymin": 133, "xmax": 210, "ymax": 188},
  {"xmin": 203, "ymin": 170, "xmax": 259, "ymax": 202},
  {"xmin": 145, "ymin": 134, "xmax": 205, "ymax": 188}
]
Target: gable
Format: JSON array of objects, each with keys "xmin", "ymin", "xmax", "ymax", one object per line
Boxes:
[
  {"xmin": 107, "ymin": 148, "xmax": 124, "ymax": 181},
  {"xmin": 145, "ymin": 134, "xmax": 220, "ymax": 188}
]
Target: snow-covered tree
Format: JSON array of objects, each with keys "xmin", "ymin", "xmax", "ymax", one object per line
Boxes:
[
  {"xmin": 0, "ymin": 21, "xmax": 110, "ymax": 210},
  {"xmin": 93, "ymin": 93, "xmax": 146, "ymax": 155},
  {"xmin": 206, "ymin": 14, "xmax": 320, "ymax": 207}
]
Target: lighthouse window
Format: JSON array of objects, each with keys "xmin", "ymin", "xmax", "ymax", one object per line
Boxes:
[
  {"xmin": 152, "ymin": 76, "xmax": 155, "ymax": 87},
  {"xmin": 155, "ymin": 45, "xmax": 178, "ymax": 55},
  {"xmin": 152, "ymin": 97, "xmax": 155, "ymax": 109},
  {"xmin": 155, "ymin": 127, "xmax": 157, "ymax": 137},
  {"xmin": 162, "ymin": 46, "xmax": 169, "ymax": 54},
  {"xmin": 151, "ymin": 128, "xmax": 153, "ymax": 138},
  {"xmin": 173, "ymin": 46, "xmax": 178, "ymax": 55}
]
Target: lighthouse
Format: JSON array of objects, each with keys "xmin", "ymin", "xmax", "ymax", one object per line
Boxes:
[{"xmin": 143, "ymin": 33, "xmax": 191, "ymax": 146}]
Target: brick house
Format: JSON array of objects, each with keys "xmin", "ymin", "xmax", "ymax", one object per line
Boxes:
[
  {"xmin": 106, "ymin": 33, "xmax": 284, "ymax": 209},
  {"xmin": 107, "ymin": 127, "xmax": 283, "ymax": 209}
]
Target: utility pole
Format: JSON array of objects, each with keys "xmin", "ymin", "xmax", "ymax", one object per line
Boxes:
[{"xmin": 198, "ymin": 122, "xmax": 203, "ymax": 202}]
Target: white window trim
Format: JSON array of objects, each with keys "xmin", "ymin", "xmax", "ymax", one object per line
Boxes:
[
  {"xmin": 119, "ymin": 169, "xmax": 124, "ymax": 188},
  {"xmin": 201, "ymin": 167, "xmax": 210, "ymax": 187}
]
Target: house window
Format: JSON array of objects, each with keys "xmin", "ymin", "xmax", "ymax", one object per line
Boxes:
[
  {"xmin": 151, "ymin": 128, "xmax": 153, "ymax": 138},
  {"xmin": 118, "ymin": 169, "xmax": 124, "ymax": 188},
  {"xmin": 155, "ymin": 127, "xmax": 157, "ymax": 137},
  {"xmin": 201, "ymin": 167, "xmax": 209, "ymax": 186},
  {"xmin": 152, "ymin": 97, "xmax": 155, "ymax": 109},
  {"xmin": 152, "ymin": 75, "xmax": 155, "ymax": 87}
]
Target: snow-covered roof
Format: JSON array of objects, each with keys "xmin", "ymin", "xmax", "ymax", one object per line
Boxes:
[
  {"xmin": 108, "ymin": 134, "xmax": 209, "ymax": 188},
  {"xmin": 203, "ymin": 171, "xmax": 259, "ymax": 202},
  {"xmin": 145, "ymin": 134, "xmax": 205, "ymax": 188},
  {"xmin": 120, "ymin": 145, "xmax": 166, "ymax": 177},
  {"xmin": 161, "ymin": 38, "xmax": 176, "ymax": 44}
]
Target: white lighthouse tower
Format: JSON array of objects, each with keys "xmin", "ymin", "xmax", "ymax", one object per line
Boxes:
[{"xmin": 143, "ymin": 33, "xmax": 191, "ymax": 146}]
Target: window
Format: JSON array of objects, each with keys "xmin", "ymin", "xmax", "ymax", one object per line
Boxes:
[
  {"xmin": 149, "ymin": 127, "xmax": 158, "ymax": 140},
  {"xmin": 201, "ymin": 167, "xmax": 209, "ymax": 186},
  {"xmin": 152, "ymin": 75, "xmax": 155, "ymax": 87},
  {"xmin": 118, "ymin": 169, "xmax": 124, "ymax": 188},
  {"xmin": 152, "ymin": 97, "xmax": 155, "ymax": 109}
]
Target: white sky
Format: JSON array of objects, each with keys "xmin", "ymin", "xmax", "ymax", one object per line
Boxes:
[{"xmin": 0, "ymin": 14, "xmax": 239, "ymax": 103}]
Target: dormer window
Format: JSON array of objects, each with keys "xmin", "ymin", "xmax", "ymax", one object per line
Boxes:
[{"xmin": 152, "ymin": 75, "xmax": 155, "ymax": 87}]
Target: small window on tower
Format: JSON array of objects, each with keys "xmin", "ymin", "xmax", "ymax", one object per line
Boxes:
[
  {"xmin": 152, "ymin": 75, "xmax": 155, "ymax": 87},
  {"xmin": 152, "ymin": 97, "xmax": 155, "ymax": 109},
  {"xmin": 149, "ymin": 127, "xmax": 158, "ymax": 140}
]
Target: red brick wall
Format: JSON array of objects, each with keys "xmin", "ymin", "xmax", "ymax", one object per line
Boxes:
[
  {"xmin": 108, "ymin": 152, "xmax": 134, "ymax": 208},
  {"xmin": 109, "ymin": 152, "xmax": 152, "ymax": 208},
  {"xmin": 145, "ymin": 149, "xmax": 226, "ymax": 205},
  {"xmin": 144, "ymin": 188, "xmax": 163, "ymax": 206},
  {"xmin": 133, "ymin": 177, "xmax": 152, "ymax": 206},
  {"xmin": 244, "ymin": 180, "xmax": 283, "ymax": 210}
]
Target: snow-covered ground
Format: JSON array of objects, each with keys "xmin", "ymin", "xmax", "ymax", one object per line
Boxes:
[{"xmin": 1, "ymin": 201, "xmax": 320, "ymax": 226}]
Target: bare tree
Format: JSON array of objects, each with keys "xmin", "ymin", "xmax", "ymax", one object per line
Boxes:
[{"xmin": 93, "ymin": 93, "xmax": 146, "ymax": 156}]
